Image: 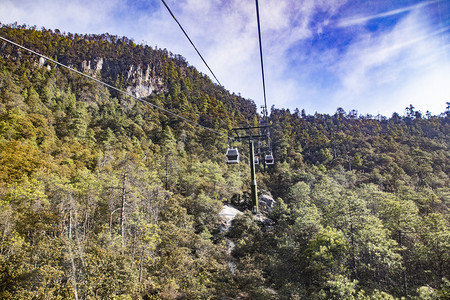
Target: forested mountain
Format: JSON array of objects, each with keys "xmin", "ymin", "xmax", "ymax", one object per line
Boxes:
[{"xmin": 0, "ymin": 24, "xmax": 449, "ymax": 299}]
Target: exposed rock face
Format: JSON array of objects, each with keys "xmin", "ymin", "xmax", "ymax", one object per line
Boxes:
[
  {"xmin": 79, "ymin": 58, "xmax": 164, "ymax": 98},
  {"xmin": 38, "ymin": 57, "xmax": 51, "ymax": 70},
  {"xmin": 81, "ymin": 57, "xmax": 103, "ymax": 74},
  {"xmin": 125, "ymin": 64, "xmax": 164, "ymax": 98},
  {"xmin": 35, "ymin": 55, "xmax": 166, "ymax": 100},
  {"xmin": 219, "ymin": 205, "xmax": 243, "ymax": 274},
  {"xmin": 219, "ymin": 205, "xmax": 243, "ymax": 233},
  {"xmin": 259, "ymin": 194, "xmax": 275, "ymax": 211}
]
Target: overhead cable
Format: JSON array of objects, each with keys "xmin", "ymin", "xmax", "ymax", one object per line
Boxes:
[
  {"xmin": 0, "ymin": 35, "xmax": 232, "ymax": 139},
  {"xmin": 161, "ymin": 0, "xmax": 255, "ymax": 129},
  {"xmin": 160, "ymin": 0, "xmax": 222, "ymax": 87},
  {"xmin": 255, "ymin": 0, "xmax": 268, "ymax": 117}
]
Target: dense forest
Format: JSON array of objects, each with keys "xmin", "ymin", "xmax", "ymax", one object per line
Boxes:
[{"xmin": 0, "ymin": 24, "xmax": 449, "ymax": 299}]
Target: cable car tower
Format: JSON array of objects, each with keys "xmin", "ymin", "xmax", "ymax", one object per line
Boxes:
[
  {"xmin": 226, "ymin": 121, "xmax": 271, "ymax": 214},
  {"xmin": 226, "ymin": 103, "xmax": 273, "ymax": 214},
  {"xmin": 225, "ymin": 0, "xmax": 274, "ymax": 214}
]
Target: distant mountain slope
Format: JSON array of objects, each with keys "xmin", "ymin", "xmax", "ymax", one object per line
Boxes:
[
  {"xmin": 268, "ymin": 107, "xmax": 449, "ymax": 196},
  {"xmin": 0, "ymin": 24, "xmax": 257, "ymax": 132}
]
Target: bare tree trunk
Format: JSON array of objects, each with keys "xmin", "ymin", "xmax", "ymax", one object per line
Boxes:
[
  {"xmin": 350, "ymin": 222, "xmax": 356, "ymax": 279},
  {"xmin": 121, "ymin": 172, "xmax": 127, "ymax": 254},
  {"xmin": 165, "ymin": 154, "xmax": 169, "ymax": 190},
  {"xmin": 68, "ymin": 240, "xmax": 79, "ymax": 300},
  {"xmin": 399, "ymin": 230, "xmax": 408, "ymax": 296},
  {"xmin": 139, "ymin": 248, "xmax": 144, "ymax": 284},
  {"xmin": 68, "ymin": 210, "xmax": 72, "ymax": 240}
]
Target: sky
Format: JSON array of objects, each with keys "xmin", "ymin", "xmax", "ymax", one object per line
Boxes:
[{"xmin": 1, "ymin": 0, "xmax": 449, "ymax": 117}]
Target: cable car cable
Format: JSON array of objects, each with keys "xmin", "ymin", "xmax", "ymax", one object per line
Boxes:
[
  {"xmin": 160, "ymin": 0, "xmax": 252, "ymax": 130},
  {"xmin": 255, "ymin": 0, "xmax": 268, "ymax": 118},
  {"xmin": 0, "ymin": 35, "xmax": 232, "ymax": 140},
  {"xmin": 255, "ymin": 0, "xmax": 274, "ymax": 164},
  {"xmin": 160, "ymin": 0, "xmax": 222, "ymax": 87}
]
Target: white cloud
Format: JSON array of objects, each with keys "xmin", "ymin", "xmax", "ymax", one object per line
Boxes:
[
  {"xmin": 1, "ymin": 0, "xmax": 448, "ymax": 116},
  {"xmin": 1, "ymin": 0, "xmax": 123, "ymax": 34},
  {"xmin": 337, "ymin": 0, "xmax": 439, "ymax": 28},
  {"xmin": 0, "ymin": 0, "xmax": 349, "ymax": 111},
  {"xmin": 152, "ymin": 0, "xmax": 351, "ymax": 109},
  {"xmin": 328, "ymin": 10, "xmax": 450, "ymax": 115}
]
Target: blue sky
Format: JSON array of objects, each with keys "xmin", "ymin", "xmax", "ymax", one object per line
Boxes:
[{"xmin": 1, "ymin": 0, "xmax": 449, "ymax": 116}]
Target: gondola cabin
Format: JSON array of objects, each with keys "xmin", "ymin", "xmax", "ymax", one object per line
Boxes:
[
  {"xmin": 226, "ymin": 148, "xmax": 240, "ymax": 164},
  {"xmin": 254, "ymin": 157, "xmax": 259, "ymax": 165},
  {"xmin": 265, "ymin": 153, "xmax": 274, "ymax": 165}
]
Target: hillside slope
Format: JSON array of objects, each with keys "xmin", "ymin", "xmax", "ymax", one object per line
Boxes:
[
  {"xmin": 0, "ymin": 24, "xmax": 257, "ymax": 299},
  {"xmin": 1, "ymin": 24, "xmax": 449, "ymax": 299}
]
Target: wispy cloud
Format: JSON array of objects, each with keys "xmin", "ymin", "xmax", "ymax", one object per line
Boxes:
[
  {"xmin": 1, "ymin": 0, "xmax": 123, "ymax": 34},
  {"xmin": 336, "ymin": 0, "xmax": 440, "ymax": 27},
  {"xmin": 330, "ymin": 9, "xmax": 450, "ymax": 115},
  {"xmin": 1, "ymin": 0, "xmax": 449, "ymax": 115}
]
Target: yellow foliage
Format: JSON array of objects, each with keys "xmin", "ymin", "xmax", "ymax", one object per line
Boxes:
[{"xmin": 0, "ymin": 140, "xmax": 45, "ymax": 183}]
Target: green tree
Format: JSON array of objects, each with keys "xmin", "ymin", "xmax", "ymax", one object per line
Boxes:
[{"xmin": 307, "ymin": 227, "xmax": 349, "ymax": 288}]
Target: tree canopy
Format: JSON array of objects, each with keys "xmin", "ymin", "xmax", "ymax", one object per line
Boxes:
[{"xmin": 0, "ymin": 24, "xmax": 449, "ymax": 299}]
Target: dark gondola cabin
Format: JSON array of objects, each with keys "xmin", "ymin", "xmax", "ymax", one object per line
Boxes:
[
  {"xmin": 265, "ymin": 153, "xmax": 274, "ymax": 165},
  {"xmin": 226, "ymin": 148, "xmax": 240, "ymax": 164}
]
